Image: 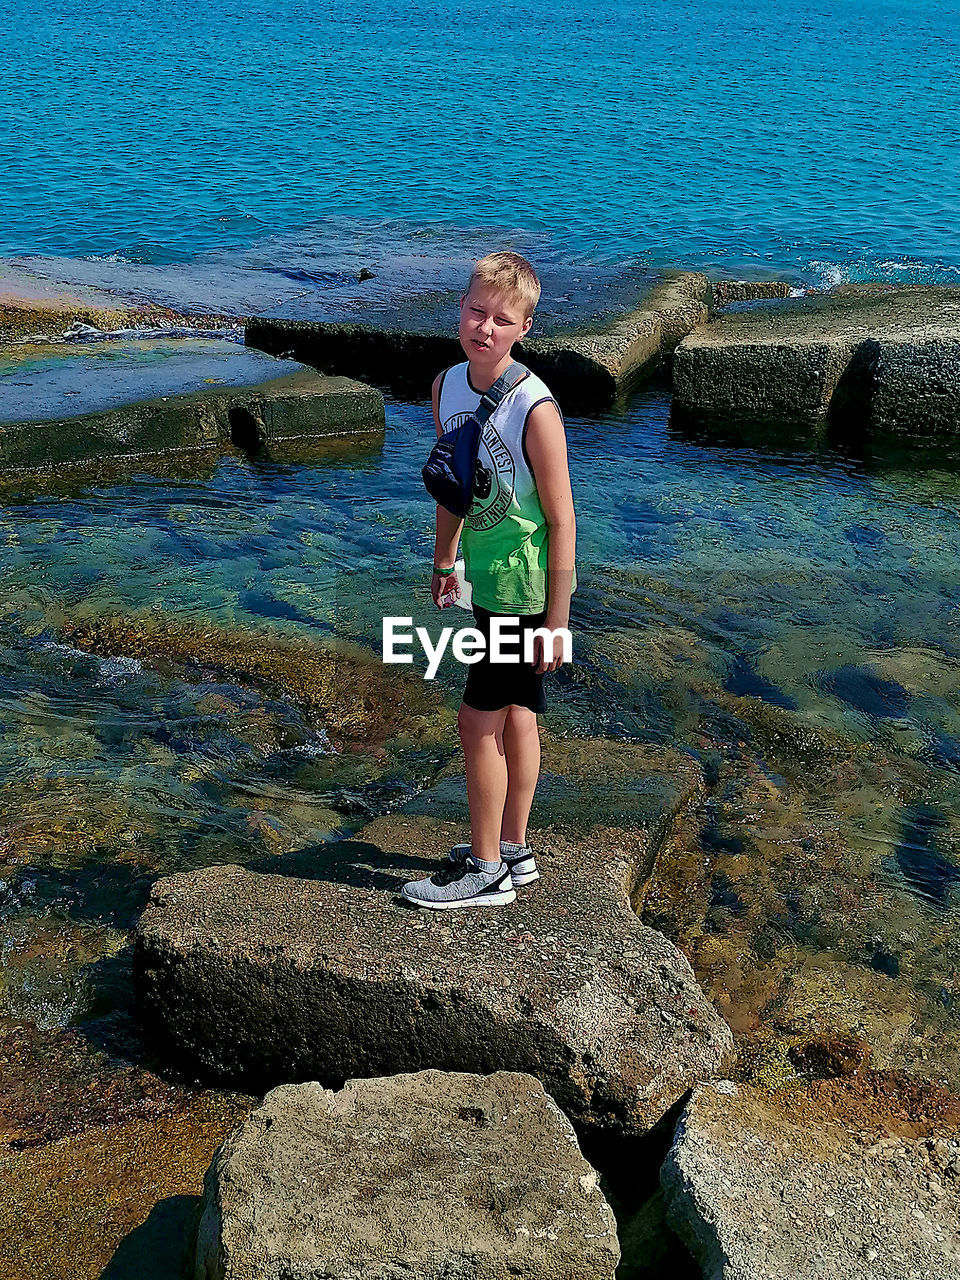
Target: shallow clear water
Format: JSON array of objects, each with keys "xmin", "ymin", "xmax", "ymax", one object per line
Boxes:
[
  {"xmin": 4, "ymin": 0, "xmax": 960, "ymax": 285},
  {"xmin": 1, "ymin": 392, "xmax": 958, "ymax": 853},
  {"xmin": 1, "ymin": 384, "xmax": 959, "ymax": 1078}
]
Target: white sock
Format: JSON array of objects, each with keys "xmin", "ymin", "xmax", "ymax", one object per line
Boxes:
[
  {"xmin": 500, "ymin": 840, "xmax": 528, "ymax": 855},
  {"xmin": 470, "ymin": 855, "xmax": 501, "ymax": 874}
]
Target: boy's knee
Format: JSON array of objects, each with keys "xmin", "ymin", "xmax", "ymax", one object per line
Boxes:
[
  {"xmin": 506, "ymin": 703, "xmax": 537, "ymax": 729},
  {"xmin": 458, "ymin": 704, "xmax": 504, "ymax": 746}
]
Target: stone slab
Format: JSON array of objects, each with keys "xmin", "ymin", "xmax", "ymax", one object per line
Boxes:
[
  {"xmin": 0, "ymin": 339, "xmax": 295, "ymax": 424},
  {"xmin": 858, "ymin": 330, "xmax": 960, "ymax": 435},
  {"xmin": 133, "ymin": 744, "xmax": 733, "ymax": 1141},
  {"xmin": 712, "ymin": 280, "xmax": 795, "ymax": 307},
  {"xmin": 0, "ymin": 261, "xmax": 137, "ymax": 314},
  {"xmin": 673, "ymin": 283, "xmax": 960, "ymax": 435},
  {"xmin": 0, "ymin": 339, "xmax": 384, "ymax": 470},
  {"xmin": 6, "ymin": 243, "xmax": 658, "ymax": 335},
  {"xmin": 661, "ymin": 1080, "xmax": 960, "ymax": 1280},
  {"xmin": 246, "ymin": 271, "xmax": 712, "ymax": 408},
  {"xmin": 194, "ymin": 1070, "xmax": 620, "ymax": 1280}
]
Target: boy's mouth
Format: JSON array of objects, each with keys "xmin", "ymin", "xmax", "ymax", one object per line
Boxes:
[{"xmin": 473, "ymin": 339, "xmax": 489, "ymax": 350}]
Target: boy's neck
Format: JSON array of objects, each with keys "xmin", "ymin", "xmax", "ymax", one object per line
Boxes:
[{"xmin": 467, "ymin": 352, "xmax": 515, "ymax": 394}]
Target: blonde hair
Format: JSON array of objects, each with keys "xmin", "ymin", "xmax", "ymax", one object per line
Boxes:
[{"xmin": 468, "ymin": 251, "xmax": 541, "ymax": 319}]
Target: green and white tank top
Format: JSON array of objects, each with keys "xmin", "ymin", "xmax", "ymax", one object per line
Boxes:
[{"xmin": 437, "ymin": 360, "xmax": 576, "ymax": 613}]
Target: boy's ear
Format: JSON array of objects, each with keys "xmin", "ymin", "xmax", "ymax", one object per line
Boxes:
[{"xmin": 521, "ymin": 314, "xmax": 533, "ymax": 337}]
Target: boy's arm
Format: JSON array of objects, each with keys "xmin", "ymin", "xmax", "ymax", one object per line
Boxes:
[
  {"xmin": 431, "ymin": 373, "xmax": 463, "ymax": 598},
  {"xmin": 525, "ymin": 400, "xmax": 576, "ymax": 646}
]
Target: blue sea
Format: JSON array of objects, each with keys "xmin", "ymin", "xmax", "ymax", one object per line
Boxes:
[{"xmin": 3, "ymin": 0, "xmax": 960, "ymax": 288}]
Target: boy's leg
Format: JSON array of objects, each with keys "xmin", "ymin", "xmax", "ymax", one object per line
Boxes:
[
  {"xmin": 500, "ymin": 704, "xmax": 540, "ymax": 846},
  {"xmin": 458, "ymin": 703, "xmax": 509, "ymax": 864}
]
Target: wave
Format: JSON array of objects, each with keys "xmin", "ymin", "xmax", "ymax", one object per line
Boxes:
[
  {"xmin": 804, "ymin": 256, "xmax": 960, "ymax": 289},
  {"xmin": 58, "ymin": 320, "xmax": 244, "ymax": 344}
]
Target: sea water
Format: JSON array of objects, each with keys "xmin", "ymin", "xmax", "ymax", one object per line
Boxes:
[{"xmin": 2, "ymin": 0, "xmax": 960, "ymax": 286}]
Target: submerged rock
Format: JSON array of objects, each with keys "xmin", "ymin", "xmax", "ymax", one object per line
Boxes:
[
  {"xmin": 673, "ymin": 282, "xmax": 960, "ymax": 436},
  {"xmin": 194, "ymin": 1070, "xmax": 620, "ymax": 1280},
  {"xmin": 63, "ymin": 612, "xmax": 444, "ymax": 743},
  {"xmin": 661, "ymin": 1079, "xmax": 960, "ymax": 1280},
  {"xmin": 133, "ymin": 750, "xmax": 733, "ymax": 1140}
]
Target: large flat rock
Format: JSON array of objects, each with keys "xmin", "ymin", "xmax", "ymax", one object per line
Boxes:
[
  {"xmin": 661, "ymin": 1080, "xmax": 960, "ymax": 1280},
  {"xmin": 133, "ymin": 743, "xmax": 732, "ymax": 1140},
  {"xmin": 0, "ymin": 339, "xmax": 384, "ymax": 470},
  {"xmin": 246, "ymin": 271, "xmax": 711, "ymax": 408},
  {"xmin": 194, "ymin": 1070, "xmax": 620, "ymax": 1280},
  {"xmin": 0, "ymin": 260, "xmax": 230, "ymax": 343},
  {"xmin": 673, "ymin": 283, "xmax": 960, "ymax": 435},
  {"xmin": 0, "ymin": 261, "xmax": 139, "ymax": 318}
]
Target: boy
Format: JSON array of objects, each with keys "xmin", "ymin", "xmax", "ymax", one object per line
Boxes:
[{"xmin": 402, "ymin": 251, "xmax": 576, "ymax": 910}]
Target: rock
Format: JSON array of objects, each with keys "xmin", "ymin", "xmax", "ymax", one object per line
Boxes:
[
  {"xmin": 0, "ymin": 260, "xmax": 231, "ymax": 343},
  {"xmin": 674, "ymin": 318, "xmax": 852, "ymax": 434},
  {"xmin": 673, "ymin": 283, "xmax": 960, "ymax": 435},
  {"xmin": 712, "ymin": 281, "xmax": 794, "ymax": 307},
  {"xmin": 786, "ymin": 1033, "xmax": 871, "ymax": 1080},
  {"xmin": 246, "ymin": 271, "xmax": 711, "ymax": 408},
  {"xmin": 0, "ymin": 1017, "xmax": 252, "ymax": 1280},
  {"xmin": 194, "ymin": 1070, "xmax": 620, "ymax": 1280},
  {"xmin": 661, "ymin": 1080, "xmax": 960, "ymax": 1280},
  {"xmin": 133, "ymin": 744, "xmax": 733, "ymax": 1140},
  {"xmin": 62, "ymin": 610, "xmax": 445, "ymax": 744},
  {"xmin": 859, "ymin": 331, "xmax": 960, "ymax": 435},
  {"xmin": 524, "ymin": 271, "xmax": 711, "ymax": 404},
  {"xmin": 0, "ymin": 339, "xmax": 384, "ymax": 471}
]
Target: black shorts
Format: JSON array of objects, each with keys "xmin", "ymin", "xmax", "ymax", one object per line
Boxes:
[{"xmin": 461, "ymin": 604, "xmax": 549, "ymax": 715}]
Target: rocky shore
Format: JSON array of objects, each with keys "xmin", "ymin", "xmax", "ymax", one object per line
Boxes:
[
  {"xmin": 3, "ymin": 256, "xmax": 960, "ymax": 1277},
  {"xmin": 4, "ymin": 264, "xmax": 960, "ymax": 478}
]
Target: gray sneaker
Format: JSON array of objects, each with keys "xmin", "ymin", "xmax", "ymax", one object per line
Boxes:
[
  {"xmin": 448, "ymin": 840, "xmax": 539, "ymax": 887},
  {"xmin": 402, "ymin": 857, "xmax": 517, "ymax": 910}
]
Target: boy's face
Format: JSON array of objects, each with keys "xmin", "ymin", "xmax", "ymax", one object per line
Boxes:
[{"xmin": 458, "ymin": 283, "xmax": 532, "ymax": 367}]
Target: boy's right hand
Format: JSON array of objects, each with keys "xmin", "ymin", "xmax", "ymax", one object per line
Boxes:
[{"xmin": 431, "ymin": 570, "xmax": 460, "ymax": 609}]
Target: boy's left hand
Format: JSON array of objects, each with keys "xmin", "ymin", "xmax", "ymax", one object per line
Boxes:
[{"xmin": 532, "ymin": 625, "xmax": 568, "ymax": 674}]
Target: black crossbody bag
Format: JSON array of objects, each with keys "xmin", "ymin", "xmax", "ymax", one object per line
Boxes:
[{"xmin": 422, "ymin": 362, "xmax": 530, "ymax": 518}]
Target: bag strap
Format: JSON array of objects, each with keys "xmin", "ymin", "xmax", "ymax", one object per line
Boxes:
[{"xmin": 472, "ymin": 362, "xmax": 530, "ymax": 427}]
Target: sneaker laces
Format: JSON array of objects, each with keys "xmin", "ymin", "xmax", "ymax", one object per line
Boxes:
[
  {"xmin": 430, "ymin": 859, "xmax": 504, "ymax": 887},
  {"xmin": 429, "ymin": 862, "xmax": 473, "ymax": 887}
]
